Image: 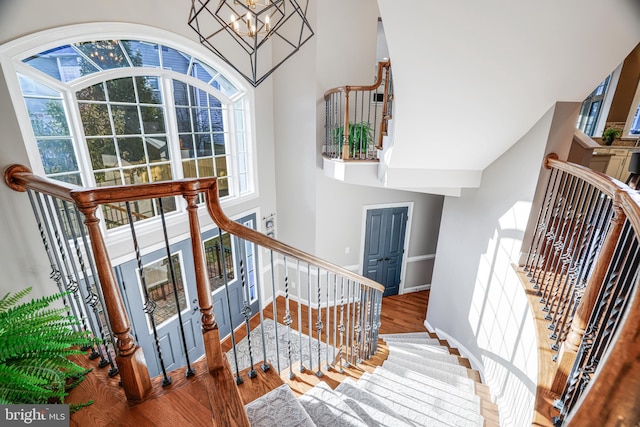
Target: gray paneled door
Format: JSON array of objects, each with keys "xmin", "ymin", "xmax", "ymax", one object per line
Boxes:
[
  {"xmin": 363, "ymin": 207, "xmax": 408, "ymax": 297},
  {"xmin": 116, "ymin": 239, "xmax": 203, "ymax": 378}
]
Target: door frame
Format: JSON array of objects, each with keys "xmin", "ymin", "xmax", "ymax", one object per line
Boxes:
[{"xmin": 360, "ymin": 202, "xmax": 413, "ymax": 295}]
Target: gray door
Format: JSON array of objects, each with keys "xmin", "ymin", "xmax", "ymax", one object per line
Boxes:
[
  {"xmin": 363, "ymin": 207, "xmax": 408, "ymax": 297},
  {"xmin": 202, "ymin": 213, "xmax": 259, "ymax": 338},
  {"xmin": 116, "ymin": 238, "xmax": 203, "ymax": 377}
]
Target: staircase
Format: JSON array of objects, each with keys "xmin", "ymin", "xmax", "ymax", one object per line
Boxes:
[{"xmin": 244, "ymin": 332, "xmax": 499, "ymax": 426}]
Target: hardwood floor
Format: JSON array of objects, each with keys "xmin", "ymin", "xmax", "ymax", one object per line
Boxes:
[{"xmin": 69, "ymin": 290, "xmax": 495, "ymax": 426}]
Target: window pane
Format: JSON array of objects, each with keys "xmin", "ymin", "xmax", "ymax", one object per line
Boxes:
[
  {"xmin": 146, "ymin": 136, "xmax": 169, "ymax": 162},
  {"xmin": 95, "ymin": 170, "xmax": 122, "ymax": 187},
  {"xmin": 79, "ymin": 103, "xmax": 112, "ymax": 136},
  {"xmin": 213, "ymin": 74, "xmax": 238, "ymax": 97},
  {"xmin": 118, "ymin": 137, "xmax": 146, "ymax": 165},
  {"xmin": 52, "ymin": 173, "xmax": 82, "ymax": 186},
  {"xmin": 77, "ymin": 82, "xmax": 106, "ymax": 101},
  {"xmin": 204, "ymin": 233, "xmax": 234, "ymax": 291},
  {"xmin": 179, "ymin": 134, "xmax": 194, "ymax": 159},
  {"xmin": 210, "ymin": 108, "xmax": 223, "ymax": 132},
  {"xmin": 191, "ymin": 61, "xmax": 214, "ymax": 84},
  {"xmin": 112, "ymin": 105, "xmax": 141, "ymax": 134},
  {"xmin": 195, "ymin": 134, "xmax": 212, "ymax": 157},
  {"xmin": 213, "ymin": 133, "xmax": 226, "ymax": 155},
  {"xmin": 136, "ymin": 76, "xmax": 162, "ymax": 104},
  {"xmin": 141, "ymin": 106, "xmax": 165, "ymax": 133},
  {"xmin": 173, "ymin": 81, "xmax": 189, "ymax": 106},
  {"xmin": 162, "ymin": 47, "xmax": 191, "ymax": 74},
  {"xmin": 123, "ymin": 41, "xmax": 161, "ymax": 68},
  {"xmin": 18, "ymin": 74, "xmax": 59, "ymax": 97},
  {"xmin": 107, "ymin": 77, "xmax": 136, "ymax": 103},
  {"xmin": 37, "ymin": 139, "xmax": 77, "ymax": 174},
  {"xmin": 150, "ymin": 163, "xmax": 173, "ymax": 182},
  {"xmin": 103, "ymin": 201, "xmax": 130, "ymax": 229},
  {"xmin": 123, "ymin": 167, "xmax": 150, "ymax": 185},
  {"xmin": 75, "ymin": 40, "xmax": 130, "ymax": 70},
  {"xmin": 176, "ymin": 108, "xmax": 192, "ymax": 132},
  {"xmin": 197, "ymin": 158, "xmax": 214, "ymax": 177},
  {"xmin": 182, "ymin": 160, "xmax": 197, "ymax": 178},
  {"xmin": 87, "ymin": 138, "xmax": 118, "ymax": 169},
  {"xmin": 26, "ymin": 98, "xmax": 69, "ymax": 137},
  {"xmin": 23, "ymin": 45, "xmax": 99, "ymax": 82},
  {"xmin": 193, "ymin": 108, "xmax": 210, "ymax": 132},
  {"xmin": 142, "ymin": 254, "xmax": 187, "ymax": 326},
  {"xmin": 217, "ymin": 177, "xmax": 229, "ymax": 197},
  {"xmin": 215, "ymin": 157, "xmax": 228, "ymax": 177}
]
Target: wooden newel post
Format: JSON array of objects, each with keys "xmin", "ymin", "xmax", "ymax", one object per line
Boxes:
[
  {"xmin": 184, "ymin": 193, "xmax": 223, "ymax": 371},
  {"xmin": 78, "ymin": 205, "xmax": 152, "ymax": 402},
  {"xmin": 551, "ymin": 201, "xmax": 626, "ymax": 393}
]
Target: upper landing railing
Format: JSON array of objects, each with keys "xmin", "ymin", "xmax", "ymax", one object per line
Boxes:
[
  {"xmin": 521, "ymin": 154, "xmax": 640, "ymax": 426},
  {"xmin": 4, "ymin": 165, "xmax": 385, "ymax": 418},
  {"xmin": 323, "ymin": 60, "xmax": 393, "ymax": 161}
]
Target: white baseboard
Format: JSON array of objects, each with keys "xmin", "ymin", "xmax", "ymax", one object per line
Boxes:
[
  {"xmin": 424, "ymin": 319, "xmax": 485, "ymax": 384},
  {"xmin": 401, "ymin": 284, "xmax": 430, "ymax": 293}
]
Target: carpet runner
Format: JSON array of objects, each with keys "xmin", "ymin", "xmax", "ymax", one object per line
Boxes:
[{"xmin": 244, "ymin": 332, "xmax": 491, "ymax": 426}]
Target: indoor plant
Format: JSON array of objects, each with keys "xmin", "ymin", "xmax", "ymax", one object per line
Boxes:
[
  {"xmin": 602, "ymin": 127, "xmax": 622, "ymax": 146},
  {"xmin": 333, "ymin": 121, "xmax": 374, "ymax": 158},
  {"xmin": 0, "ymin": 287, "xmax": 95, "ymax": 406}
]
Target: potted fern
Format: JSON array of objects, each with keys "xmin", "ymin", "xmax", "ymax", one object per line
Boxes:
[
  {"xmin": 602, "ymin": 127, "xmax": 622, "ymax": 146},
  {"xmin": 333, "ymin": 122, "xmax": 374, "ymax": 158},
  {"xmin": 0, "ymin": 287, "xmax": 95, "ymax": 407}
]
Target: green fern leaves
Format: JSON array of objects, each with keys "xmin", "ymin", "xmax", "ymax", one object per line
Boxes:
[{"xmin": 0, "ymin": 287, "xmax": 95, "ymax": 405}]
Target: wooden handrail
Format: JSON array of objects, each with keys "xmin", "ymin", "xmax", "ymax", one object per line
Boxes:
[
  {"xmin": 323, "ymin": 60, "xmax": 391, "ymax": 99},
  {"xmin": 205, "ymin": 180, "xmax": 385, "ymax": 293}
]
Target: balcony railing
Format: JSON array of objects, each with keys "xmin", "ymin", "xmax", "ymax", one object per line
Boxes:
[
  {"xmin": 323, "ymin": 60, "xmax": 393, "ymax": 160},
  {"xmin": 4, "ymin": 165, "xmax": 385, "ymax": 422},
  {"xmin": 522, "ymin": 154, "xmax": 640, "ymax": 426}
]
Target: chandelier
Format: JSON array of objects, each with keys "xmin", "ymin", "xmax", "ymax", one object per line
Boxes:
[{"xmin": 188, "ymin": 0, "xmax": 314, "ymax": 87}]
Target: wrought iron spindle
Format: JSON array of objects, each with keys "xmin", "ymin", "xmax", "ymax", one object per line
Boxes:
[
  {"xmin": 345, "ymin": 278, "xmax": 352, "ymax": 367},
  {"xmin": 307, "ymin": 265, "xmax": 313, "ymax": 372},
  {"xmin": 239, "ymin": 239, "xmax": 257, "ymax": 379},
  {"xmin": 125, "ymin": 201, "xmax": 171, "ymax": 386},
  {"xmin": 525, "ymin": 168, "xmax": 559, "ymax": 273},
  {"xmin": 296, "ymin": 260, "xmax": 305, "ymax": 372},
  {"xmin": 337, "ymin": 278, "xmax": 346, "ymax": 373},
  {"xmin": 283, "ymin": 256, "xmax": 294, "ymax": 379},
  {"xmin": 255, "ymin": 249, "xmax": 269, "ymax": 373},
  {"xmin": 218, "ymin": 228, "xmax": 242, "ymax": 384},
  {"xmin": 269, "ymin": 250, "xmax": 281, "ymax": 374},
  {"xmin": 332, "ymin": 273, "xmax": 338, "ymax": 367},
  {"xmin": 43, "ymin": 195, "xmax": 85, "ymax": 331},
  {"xmin": 315, "ymin": 267, "xmax": 323, "ymax": 377},
  {"xmin": 157, "ymin": 198, "xmax": 195, "ymax": 378},
  {"xmin": 325, "ymin": 271, "xmax": 331, "ymax": 370},
  {"xmin": 353, "ymin": 283, "xmax": 362, "ymax": 365}
]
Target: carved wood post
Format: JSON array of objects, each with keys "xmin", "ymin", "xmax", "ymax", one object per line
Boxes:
[
  {"xmin": 343, "ymin": 89, "xmax": 351, "ymax": 160},
  {"xmin": 184, "ymin": 193, "xmax": 223, "ymax": 371},
  {"xmin": 551, "ymin": 199, "xmax": 625, "ymax": 393},
  {"xmin": 78, "ymin": 205, "xmax": 152, "ymax": 401}
]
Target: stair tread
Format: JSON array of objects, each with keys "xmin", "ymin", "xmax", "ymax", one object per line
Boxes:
[
  {"xmin": 299, "ymin": 381, "xmax": 368, "ymax": 427},
  {"xmin": 357, "ymin": 372, "xmax": 484, "ymax": 426},
  {"xmin": 245, "ymin": 384, "xmax": 314, "ymax": 427},
  {"xmin": 373, "ymin": 366, "xmax": 480, "ymax": 406},
  {"xmin": 382, "ymin": 360, "xmax": 474, "ymax": 392},
  {"xmin": 385, "ymin": 340, "xmax": 451, "ymax": 354},
  {"xmin": 386, "ymin": 346, "xmax": 462, "ymax": 366}
]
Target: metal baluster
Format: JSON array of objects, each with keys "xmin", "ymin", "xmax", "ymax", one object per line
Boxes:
[
  {"xmin": 345, "ymin": 278, "xmax": 352, "ymax": 367},
  {"xmin": 353, "ymin": 283, "xmax": 362, "ymax": 365},
  {"xmin": 157, "ymin": 198, "xmax": 195, "ymax": 378},
  {"xmin": 332, "ymin": 274, "xmax": 338, "ymax": 367},
  {"xmin": 218, "ymin": 228, "xmax": 242, "ymax": 384},
  {"xmin": 58, "ymin": 201, "xmax": 106, "ymax": 362},
  {"xmin": 325, "ymin": 271, "xmax": 331, "ymax": 370},
  {"xmin": 315, "ymin": 267, "xmax": 324, "ymax": 377},
  {"xmin": 270, "ymin": 250, "xmax": 281, "ymax": 374},
  {"xmin": 307, "ymin": 265, "xmax": 313, "ymax": 372},
  {"xmin": 365, "ymin": 287, "xmax": 373, "ymax": 358},
  {"xmin": 337, "ymin": 278, "xmax": 346, "ymax": 373},
  {"xmin": 256, "ymin": 249, "xmax": 270, "ymax": 373},
  {"xmin": 283, "ymin": 256, "xmax": 294, "ymax": 379},
  {"xmin": 125, "ymin": 202, "xmax": 171, "ymax": 386},
  {"xmin": 43, "ymin": 195, "xmax": 86, "ymax": 333},
  {"xmin": 525, "ymin": 167, "xmax": 559, "ymax": 274},
  {"xmin": 296, "ymin": 260, "xmax": 305, "ymax": 372},
  {"xmin": 239, "ymin": 239, "xmax": 257, "ymax": 379},
  {"xmin": 73, "ymin": 205, "xmax": 118, "ymax": 372}
]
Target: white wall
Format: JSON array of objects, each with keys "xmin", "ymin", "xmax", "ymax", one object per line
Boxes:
[{"xmin": 427, "ymin": 102, "xmax": 579, "ymax": 426}]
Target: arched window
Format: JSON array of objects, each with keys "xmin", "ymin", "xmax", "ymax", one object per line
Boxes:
[{"xmin": 3, "ymin": 30, "xmax": 253, "ymax": 229}]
